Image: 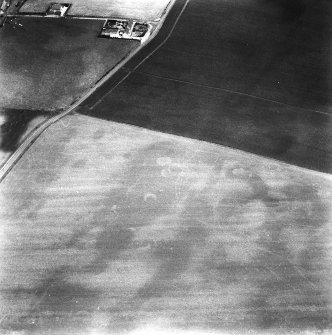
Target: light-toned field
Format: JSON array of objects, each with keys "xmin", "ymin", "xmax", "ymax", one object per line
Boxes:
[
  {"xmin": 19, "ymin": 0, "xmax": 171, "ymax": 20},
  {"xmin": 0, "ymin": 114, "xmax": 331, "ymax": 333},
  {"xmin": 0, "ymin": 109, "xmax": 48, "ymax": 168}
]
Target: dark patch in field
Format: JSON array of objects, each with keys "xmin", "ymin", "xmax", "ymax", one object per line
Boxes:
[
  {"xmin": 0, "ymin": 108, "xmax": 49, "ymax": 152},
  {"xmin": 247, "ymin": 180, "xmax": 332, "ymax": 330},
  {"xmin": 4, "ymin": 267, "xmax": 100, "ymax": 332},
  {"xmin": 136, "ymin": 224, "xmax": 207, "ymax": 300},
  {"xmin": 260, "ymin": 0, "xmax": 307, "ymax": 23}
]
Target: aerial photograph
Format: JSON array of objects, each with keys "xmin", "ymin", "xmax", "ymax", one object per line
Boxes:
[{"xmin": 0, "ymin": 0, "xmax": 331, "ymax": 334}]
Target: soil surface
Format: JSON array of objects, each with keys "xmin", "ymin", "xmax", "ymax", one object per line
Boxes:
[{"xmin": 0, "ymin": 114, "xmax": 331, "ymax": 333}]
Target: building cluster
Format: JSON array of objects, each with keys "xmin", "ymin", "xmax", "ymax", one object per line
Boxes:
[
  {"xmin": 45, "ymin": 3, "xmax": 152, "ymax": 42},
  {"xmin": 100, "ymin": 19, "xmax": 151, "ymax": 41},
  {"xmin": 46, "ymin": 3, "xmax": 70, "ymax": 16}
]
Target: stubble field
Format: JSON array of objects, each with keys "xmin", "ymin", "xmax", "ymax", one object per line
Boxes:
[{"xmin": 0, "ymin": 114, "xmax": 331, "ymax": 333}]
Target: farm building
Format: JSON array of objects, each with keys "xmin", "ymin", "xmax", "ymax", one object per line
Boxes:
[{"xmin": 46, "ymin": 3, "xmax": 70, "ymax": 16}]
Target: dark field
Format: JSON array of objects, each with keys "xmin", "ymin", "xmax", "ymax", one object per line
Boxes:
[
  {"xmin": 0, "ymin": 109, "xmax": 49, "ymax": 168},
  {"xmin": 0, "ymin": 16, "xmax": 138, "ymax": 166},
  {"xmin": 0, "ymin": 115, "xmax": 331, "ymax": 334},
  {"xmin": 140, "ymin": 0, "xmax": 332, "ymax": 112},
  {"xmin": 0, "ymin": 17, "xmax": 138, "ymax": 111},
  {"xmin": 19, "ymin": 0, "xmax": 171, "ymax": 21},
  {"xmin": 80, "ymin": 0, "xmax": 332, "ymax": 173}
]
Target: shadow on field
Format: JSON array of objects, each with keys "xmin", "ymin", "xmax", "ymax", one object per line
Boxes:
[
  {"xmin": 0, "ymin": 109, "xmax": 49, "ymax": 153},
  {"xmin": 5, "ymin": 267, "xmax": 100, "ymax": 333}
]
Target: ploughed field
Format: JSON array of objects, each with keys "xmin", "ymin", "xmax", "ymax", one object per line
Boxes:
[
  {"xmin": 0, "ymin": 114, "xmax": 331, "ymax": 333},
  {"xmin": 0, "ymin": 16, "xmax": 138, "ymax": 166},
  {"xmin": 80, "ymin": 0, "xmax": 332, "ymax": 173}
]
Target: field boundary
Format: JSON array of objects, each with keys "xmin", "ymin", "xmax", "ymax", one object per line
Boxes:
[{"xmin": 76, "ymin": 113, "xmax": 332, "ymax": 179}]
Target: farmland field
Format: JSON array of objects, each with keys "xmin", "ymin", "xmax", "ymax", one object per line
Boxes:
[
  {"xmin": 0, "ymin": 114, "xmax": 331, "ymax": 333},
  {"xmin": 139, "ymin": 0, "xmax": 332, "ymax": 113},
  {"xmin": 19, "ymin": 0, "xmax": 172, "ymax": 20},
  {"xmin": 80, "ymin": 0, "xmax": 332, "ymax": 173},
  {"xmin": 0, "ymin": 16, "xmax": 138, "ymax": 166},
  {"xmin": 0, "ymin": 109, "xmax": 49, "ymax": 168},
  {"xmin": 0, "ymin": 17, "xmax": 138, "ymax": 111},
  {"xmin": 1, "ymin": 0, "xmax": 331, "ymax": 333}
]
